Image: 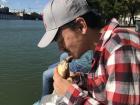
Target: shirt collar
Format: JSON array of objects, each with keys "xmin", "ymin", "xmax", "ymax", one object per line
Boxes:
[{"xmin": 96, "ymin": 19, "xmax": 119, "ymax": 52}]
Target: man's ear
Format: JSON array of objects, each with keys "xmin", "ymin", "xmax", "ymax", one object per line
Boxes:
[{"xmin": 75, "ymin": 17, "xmax": 87, "ymax": 34}]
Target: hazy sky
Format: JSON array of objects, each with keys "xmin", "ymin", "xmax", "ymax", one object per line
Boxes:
[{"xmin": 0, "ymin": 0, "xmax": 49, "ymax": 13}]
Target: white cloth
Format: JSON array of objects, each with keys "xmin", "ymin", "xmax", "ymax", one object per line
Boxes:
[{"xmin": 40, "ymin": 92, "xmax": 64, "ymax": 105}]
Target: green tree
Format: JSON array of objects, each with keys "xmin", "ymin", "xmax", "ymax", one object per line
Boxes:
[
  {"xmin": 87, "ymin": 0, "xmax": 124, "ymax": 22},
  {"xmin": 87, "ymin": 0, "xmax": 140, "ymax": 25},
  {"xmin": 122, "ymin": 0, "xmax": 140, "ymax": 25}
]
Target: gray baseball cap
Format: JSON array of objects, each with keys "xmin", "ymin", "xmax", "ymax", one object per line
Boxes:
[{"xmin": 38, "ymin": 0, "xmax": 91, "ymax": 48}]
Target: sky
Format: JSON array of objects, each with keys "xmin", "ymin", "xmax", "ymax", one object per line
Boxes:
[{"xmin": 0, "ymin": 0, "xmax": 49, "ymax": 13}]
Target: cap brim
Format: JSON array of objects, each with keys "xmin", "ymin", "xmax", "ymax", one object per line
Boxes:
[{"xmin": 38, "ymin": 28, "xmax": 58, "ymax": 48}]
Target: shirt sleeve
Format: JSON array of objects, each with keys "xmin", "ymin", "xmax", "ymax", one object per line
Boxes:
[
  {"xmin": 63, "ymin": 84, "xmax": 101, "ymax": 105},
  {"xmin": 62, "ymin": 72, "xmax": 107, "ymax": 105}
]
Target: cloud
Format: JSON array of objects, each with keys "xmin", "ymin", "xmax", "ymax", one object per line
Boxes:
[{"xmin": 0, "ymin": 0, "xmax": 7, "ymax": 3}]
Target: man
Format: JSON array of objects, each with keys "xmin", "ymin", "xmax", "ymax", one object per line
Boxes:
[{"xmin": 38, "ymin": 0, "xmax": 140, "ymax": 104}]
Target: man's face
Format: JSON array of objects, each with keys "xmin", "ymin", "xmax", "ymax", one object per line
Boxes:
[{"xmin": 56, "ymin": 27, "xmax": 90, "ymax": 59}]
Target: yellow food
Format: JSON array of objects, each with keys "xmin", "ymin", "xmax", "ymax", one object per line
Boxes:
[{"xmin": 57, "ymin": 56, "xmax": 72, "ymax": 79}]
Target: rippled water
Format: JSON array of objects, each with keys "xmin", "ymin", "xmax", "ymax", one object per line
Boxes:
[{"xmin": 0, "ymin": 20, "xmax": 60, "ymax": 105}]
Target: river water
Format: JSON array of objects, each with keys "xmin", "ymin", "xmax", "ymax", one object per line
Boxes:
[{"xmin": 0, "ymin": 20, "xmax": 60, "ymax": 105}]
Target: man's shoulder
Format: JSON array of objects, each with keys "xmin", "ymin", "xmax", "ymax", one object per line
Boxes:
[
  {"xmin": 103, "ymin": 27, "xmax": 140, "ymax": 53},
  {"xmin": 112, "ymin": 27, "xmax": 140, "ymax": 45},
  {"xmin": 113, "ymin": 27, "xmax": 140, "ymax": 35}
]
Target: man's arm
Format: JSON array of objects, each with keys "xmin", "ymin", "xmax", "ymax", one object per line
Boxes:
[{"xmin": 53, "ymin": 69, "xmax": 106, "ymax": 105}]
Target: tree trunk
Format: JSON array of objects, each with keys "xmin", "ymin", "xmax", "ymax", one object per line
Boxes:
[
  {"xmin": 132, "ymin": 15, "xmax": 136, "ymax": 25},
  {"xmin": 129, "ymin": 17, "xmax": 132, "ymax": 26}
]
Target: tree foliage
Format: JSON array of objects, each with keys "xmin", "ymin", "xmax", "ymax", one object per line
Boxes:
[
  {"xmin": 87, "ymin": 0, "xmax": 140, "ymax": 25},
  {"xmin": 122, "ymin": 0, "xmax": 140, "ymax": 25}
]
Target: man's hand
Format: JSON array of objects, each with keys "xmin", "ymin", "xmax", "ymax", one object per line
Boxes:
[{"xmin": 53, "ymin": 68, "xmax": 72, "ymax": 96}]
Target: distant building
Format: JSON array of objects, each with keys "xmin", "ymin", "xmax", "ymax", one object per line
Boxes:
[
  {"xmin": 0, "ymin": 13, "xmax": 21, "ymax": 20},
  {"xmin": 0, "ymin": 5, "xmax": 21, "ymax": 20},
  {"xmin": 0, "ymin": 5, "xmax": 42, "ymax": 20},
  {"xmin": 16, "ymin": 12, "xmax": 24, "ymax": 17},
  {"xmin": 0, "ymin": 5, "xmax": 9, "ymax": 14}
]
